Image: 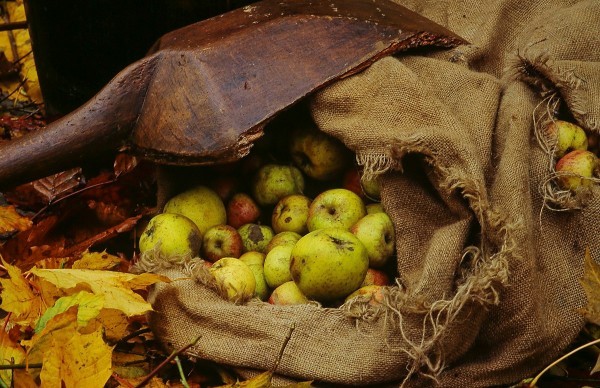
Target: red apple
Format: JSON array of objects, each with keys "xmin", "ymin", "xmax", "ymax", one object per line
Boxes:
[
  {"xmin": 361, "ymin": 268, "xmax": 392, "ymax": 287},
  {"xmin": 227, "ymin": 193, "xmax": 261, "ymax": 229},
  {"xmin": 555, "ymin": 149, "xmax": 599, "ymax": 191},
  {"xmin": 210, "ymin": 175, "xmax": 239, "ymax": 202},
  {"xmin": 342, "ymin": 167, "xmax": 365, "ymax": 198},
  {"xmin": 201, "ymin": 224, "xmax": 243, "ymax": 262}
]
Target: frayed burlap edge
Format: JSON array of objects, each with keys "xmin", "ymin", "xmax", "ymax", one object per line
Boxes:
[
  {"xmin": 512, "ymin": 52, "xmax": 597, "ymax": 212},
  {"xmin": 346, "ymin": 139, "xmax": 516, "ymax": 385}
]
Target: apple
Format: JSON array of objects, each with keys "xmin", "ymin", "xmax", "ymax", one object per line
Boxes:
[
  {"xmin": 307, "ymin": 188, "xmax": 366, "ymax": 231},
  {"xmin": 350, "ymin": 212, "xmax": 395, "ymax": 268},
  {"xmin": 289, "ymin": 121, "xmax": 352, "ymax": 181},
  {"xmin": 163, "ymin": 185, "xmax": 227, "ymax": 238},
  {"xmin": 344, "ymin": 285, "xmax": 385, "ymax": 306},
  {"xmin": 210, "ymin": 175, "xmax": 239, "ymax": 202},
  {"xmin": 139, "ymin": 213, "xmax": 202, "ymax": 258},
  {"xmin": 265, "ymin": 231, "xmax": 302, "ymax": 253},
  {"xmin": 361, "ymin": 268, "xmax": 392, "ymax": 287},
  {"xmin": 366, "ymin": 203, "xmax": 385, "ymax": 214},
  {"xmin": 555, "ymin": 149, "xmax": 599, "ymax": 191},
  {"xmin": 271, "ymin": 194, "xmax": 311, "ymax": 234},
  {"xmin": 209, "ymin": 257, "xmax": 256, "ymax": 303},
  {"xmin": 227, "ymin": 193, "xmax": 261, "ymax": 229},
  {"xmin": 290, "ymin": 228, "xmax": 369, "ymax": 302},
  {"xmin": 268, "ymin": 281, "xmax": 309, "ymax": 305},
  {"xmin": 238, "ymin": 223, "xmax": 274, "ymax": 253},
  {"xmin": 544, "ymin": 120, "xmax": 588, "ymax": 158},
  {"xmin": 361, "ymin": 175, "xmax": 381, "ymax": 202},
  {"xmin": 201, "ymin": 224, "xmax": 243, "ymax": 262},
  {"xmin": 239, "ymin": 251, "xmax": 270, "ymax": 301},
  {"xmin": 263, "ymin": 245, "xmax": 294, "ymax": 289},
  {"xmin": 252, "ymin": 164, "xmax": 305, "ymax": 207},
  {"xmin": 342, "ymin": 167, "xmax": 364, "ymax": 198}
]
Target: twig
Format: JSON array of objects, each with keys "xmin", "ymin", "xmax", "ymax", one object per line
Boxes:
[
  {"xmin": 0, "ymin": 362, "xmax": 42, "ymax": 370},
  {"xmin": 175, "ymin": 356, "xmax": 190, "ymax": 388},
  {"xmin": 529, "ymin": 337, "xmax": 600, "ymax": 387},
  {"xmin": 134, "ymin": 336, "xmax": 201, "ymax": 388},
  {"xmin": 115, "ymin": 327, "xmax": 152, "ymax": 346},
  {"xmin": 112, "ymin": 372, "xmax": 135, "ymax": 388}
]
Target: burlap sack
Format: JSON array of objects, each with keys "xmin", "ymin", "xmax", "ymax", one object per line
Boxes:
[{"xmin": 140, "ymin": 0, "xmax": 600, "ymax": 386}]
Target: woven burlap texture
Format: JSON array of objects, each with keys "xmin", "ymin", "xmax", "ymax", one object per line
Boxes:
[{"xmin": 142, "ymin": 0, "xmax": 600, "ymax": 386}]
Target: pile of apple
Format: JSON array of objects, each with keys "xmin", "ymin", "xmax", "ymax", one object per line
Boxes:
[
  {"xmin": 138, "ymin": 117, "xmax": 396, "ymax": 307},
  {"xmin": 545, "ymin": 119, "xmax": 600, "ymax": 191}
]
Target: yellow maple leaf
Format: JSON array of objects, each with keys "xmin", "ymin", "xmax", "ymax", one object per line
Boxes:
[
  {"xmin": 39, "ymin": 321, "xmax": 112, "ymax": 388},
  {"xmin": 35, "ymin": 291, "xmax": 104, "ymax": 333},
  {"xmin": 29, "ymin": 267, "xmax": 170, "ymax": 317},
  {"xmin": 84, "ymin": 308, "xmax": 130, "ymax": 342},
  {"xmin": 0, "ymin": 205, "xmax": 32, "ymax": 236},
  {"xmin": 578, "ymin": 248, "xmax": 600, "ymax": 325},
  {"xmin": 0, "ymin": 259, "xmax": 45, "ymax": 327},
  {"xmin": 0, "ymin": 0, "xmax": 42, "ymax": 103},
  {"xmin": 0, "ymin": 329, "xmax": 26, "ymax": 386},
  {"xmin": 72, "ymin": 250, "xmax": 123, "ymax": 270}
]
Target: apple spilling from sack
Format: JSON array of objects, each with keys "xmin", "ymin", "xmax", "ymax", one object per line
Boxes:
[
  {"xmin": 138, "ymin": 114, "xmax": 397, "ymax": 307},
  {"xmin": 545, "ymin": 119, "xmax": 600, "ymax": 191}
]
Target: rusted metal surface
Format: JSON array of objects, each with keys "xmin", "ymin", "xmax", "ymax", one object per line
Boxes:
[{"xmin": 0, "ymin": 0, "xmax": 465, "ymax": 188}]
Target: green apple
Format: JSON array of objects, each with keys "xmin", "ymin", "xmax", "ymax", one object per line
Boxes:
[
  {"xmin": 366, "ymin": 203, "xmax": 385, "ymax": 214},
  {"xmin": 139, "ymin": 213, "xmax": 202, "ymax": 258},
  {"xmin": 289, "ymin": 121, "xmax": 352, "ymax": 181},
  {"xmin": 201, "ymin": 224, "xmax": 243, "ymax": 262},
  {"xmin": 268, "ymin": 281, "xmax": 309, "ymax": 305},
  {"xmin": 544, "ymin": 120, "xmax": 588, "ymax": 158},
  {"xmin": 252, "ymin": 164, "xmax": 305, "ymax": 207},
  {"xmin": 555, "ymin": 149, "xmax": 599, "ymax": 191},
  {"xmin": 263, "ymin": 245, "xmax": 294, "ymax": 289},
  {"xmin": 265, "ymin": 231, "xmax": 302, "ymax": 253},
  {"xmin": 290, "ymin": 228, "xmax": 368, "ymax": 302},
  {"xmin": 238, "ymin": 223, "xmax": 274, "ymax": 253},
  {"xmin": 271, "ymin": 194, "xmax": 311, "ymax": 234},
  {"xmin": 344, "ymin": 285, "xmax": 385, "ymax": 305},
  {"xmin": 163, "ymin": 185, "xmax": 226, "ymax": 237},
  {"xmin": 239, "ymin": 251, "xmax": 270, "ymax": 301},
  {"xmin": 361, "ymin": 175, "xmax": 381, "ymax": 201},
  {"xmin": 350, "ymin": 212, "xmax": 395, "ymax": 268},
  {"xmin": 307, "ymin": 188, "xmax": 366, "ymax": 231},
  {"xmin": 209, "ymin": 257, "xmax": 256, "ymax": 303}
]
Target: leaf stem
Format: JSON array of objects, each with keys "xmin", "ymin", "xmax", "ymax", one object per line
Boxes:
[
  {"xmin": 175, "ymin": 356, "xmax": 190, "ymax": 388},
  {"xmin": 529, "ymin": 337, "xmax": 600, "ymax": 386},
  {"xmin": 134, "ymin": 336, "xmax": 201, "ymax": 388},
  {"xmin": 0, "ymin": 362, "xmax": 42, "ymax": 370}
]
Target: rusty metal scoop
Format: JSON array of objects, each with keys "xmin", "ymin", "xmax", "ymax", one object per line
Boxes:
[{"xmin": 0, "ymin": 0, "xmax": 465, "ymax": 188}]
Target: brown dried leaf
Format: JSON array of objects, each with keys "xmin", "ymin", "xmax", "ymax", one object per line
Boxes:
[
  {"xmin": 0, "ymin": 204, "xmax": 32, "ymax": 237},
  {"xmin": 32, "ymin": 167, "xmax": 84, "ymax": 204},
  {"xmin": 114, "ymin": 153, "xmax": 139, "ymax": 177},
  {"xmin": 578, "ymin": 248, "xmax": 600, "ymax": 325}
]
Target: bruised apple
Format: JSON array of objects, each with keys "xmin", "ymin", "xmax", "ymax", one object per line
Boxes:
[
  {"xmin": 271, "ymin": 194, "xmax": 311, "ymax": 234},
  {"xmin": 290, "ymin": 228, "xmax": 368, "ymax": 302},
  {"xmin": 238, "ymin": 223, "xmax": 274, "ymax": 253},
  {"xmin": 139, "ymin": 213, "xmax": 202, "ymax": 258}
]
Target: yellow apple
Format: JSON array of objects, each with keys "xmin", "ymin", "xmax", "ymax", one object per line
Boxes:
[
  {"xmin": 544, "ymin": 120, "xmax": 588, "ymax": 158},
  {"xmin": 209, "ymin": 257, "xmax": 256, "ymax": 303},
  {"xmin": 252, "ymin": 164, "xmax": 305, "ymax": 207},
  {"xmin": 307, "ymin": 188, "xmax": 366, "ymax": 231},
  {"xmin": 268, "ymin": 281, "xmax": 309, "ymax": 305},
  {"xmin": 239, "ymin": 251, "xmax": 270, "ymax": 301},
  {"xmin": 163, "ymin": 185, "xmax": 226, "ymax": 237},
  {"xmin": 139, "ymin": 213, "xmax": 201, "ymax": 258},
  {"xmin": 350, "ymin": 212, "xmax": 395, "ymax": 268},
  {"xmin": 265, "ymin": 231, "xmax": 302, "ymax": 253},
  {"xmin": 271, "ymin": 194, "xmax": 312, "ymax": 234},
  {"xmin": 264, "ymin": 245, "xmax": 294, "ymax": 289}
]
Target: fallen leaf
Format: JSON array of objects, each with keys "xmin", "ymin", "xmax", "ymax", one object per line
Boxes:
[
  {"xmin": 34, "ymin": 291, "xmax": 104, "ymax": 333},
  {"xmin": 216, "ymin": 371, "xmax": 273, "ymax": 388},
  {"xmin": 29, "ymin": 267, "xmax": 169, "ymax": 317},
  {"xmin": 0, "ymin": 259, "xmax": 44, "ymax": 327},
  {"xmin": 86, "ymin": 308, "xmax": 130, "ymax": 342},
  {"xmin": 0, "ymin": 205, "xmax": 32, "ymax": 237},
  {"xmin": 32, "ymin": 167, "xmax": 84, "ymax": 204},
  {"xmin": 39, "ymin": 321, "xmax": 113, "ymax": 388},
  {"xmin": 0, "ymin": 328, "xmax": 26, "ymax": 385},
  {"xmin": 72, "ymin": 250, "xmax": 123, "ymax": 270},
  {"xmin": 114, "ymin": 153, "xmax": 139, "ymax": 177},
  {"xmin": 578, "ymin": 248, "xmax": 600, "ymax": 325}
]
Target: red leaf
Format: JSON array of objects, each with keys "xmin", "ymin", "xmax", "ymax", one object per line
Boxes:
[{"xmin": 32, "ymin": 168, "xmax": 84, "ymax": 204}]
